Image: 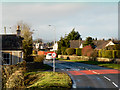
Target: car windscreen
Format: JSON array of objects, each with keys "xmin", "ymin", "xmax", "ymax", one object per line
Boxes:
[{"xmin": 48, "ymin": 53, "xmax": 52, "ymax": 56}]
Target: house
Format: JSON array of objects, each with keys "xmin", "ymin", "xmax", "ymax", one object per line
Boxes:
[
  {"xmin": 70, "ymin": 40, "xmax": 120, "ymax": 50},
  {"xmin": 70, "ymin": 40, "xmax": 84, "ymax": 48},
  {"xmin": 0, "ymin": 26, "xmax": 24, "ymax": 65}
]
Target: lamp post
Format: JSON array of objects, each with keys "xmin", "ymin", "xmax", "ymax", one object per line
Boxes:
[
  {"xmin": 32, "ymin": 29, "xmax": 39, "ymax": 55},
  {"xmin": 48, "ymin": 25, "xmax": 56, "ymax": 72}
]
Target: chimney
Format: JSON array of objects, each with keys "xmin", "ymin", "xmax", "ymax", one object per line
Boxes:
[{"xmin": 16, "ymin": 25, "xmax": 21, "ymax": 36}]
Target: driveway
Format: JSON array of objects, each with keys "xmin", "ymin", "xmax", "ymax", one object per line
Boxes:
[{"xmin": 44, "ymin": 60, "xmax": 120, "ymax": 89}]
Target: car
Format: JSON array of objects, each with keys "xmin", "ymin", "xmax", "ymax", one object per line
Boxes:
[{"xmin": 46, "ymin": 53, "xmax": 53, "ymax": 60}]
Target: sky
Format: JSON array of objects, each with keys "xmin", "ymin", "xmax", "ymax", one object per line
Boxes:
[{"xmin": 0, "ymin": 0, "xmax": 119, "ymax": 42}]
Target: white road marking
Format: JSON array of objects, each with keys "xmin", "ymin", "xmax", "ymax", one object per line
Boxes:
[
  {"xmin": 104, "ymin": 76, "xmax": 111, "ymax": 81},
  {"xmin": 97, "ymin": 73, "xmax": 100, "ymax": 74},
  {"xmin": 92, "ymin": 71, "xmax": 97, "ymax": 74},
  {"xmin": 112, "ymin": 82, "xmax": 118, "ymax": 87}
]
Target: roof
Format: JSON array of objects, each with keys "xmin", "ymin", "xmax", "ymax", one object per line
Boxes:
[
  {"xmin": 0, "ymin": 34, "xmax": 23, "ymax": 50},
  {"xmin": 93, "ymin": 40, "xmax": 110, "ymax": 49},
  {"xmin": 70, "ymin": 40, "xmax": 85, "ymax": 48},
  {"xmin": 70, "ymin": 40, "xmax": 120, "ymax": 49}
]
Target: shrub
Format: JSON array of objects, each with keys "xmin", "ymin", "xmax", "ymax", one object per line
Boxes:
[
  {"xmin": 57, "ymin": 49, "xmax": 61, "ymax": 55},
  {"xmin": 90, "ymin": 50, "xmax": 98, "ymax": 58},
  {"xmin": 105, "ymin": 50, "xmax": 113, "ymax": 58},
  {"xmin": 34, "ymin": 55, "xmax": 44, "ymax": 63},
  {"xmin": 115, "ymin": 50, "xmax": 120, "ymax": 58},
  {"xmin": 76, "ymin": 48, "xmax": 82, "ymax": 56},
  {"xmin": 82, "ymin": 45, "xmax": 93, "ymax": 56},
  {"xmin": 66, "ymin": 48, "xmax": 75, "ymax": 55},
  {"xmin": 98, "ymin": 50, "xmax": 102, "ymax": 57},
  {"xmin": 61, "ymin": 47, "xmax": 67, "ymax": 55},
  {"xmin": 32, "ymin": 50, "xmax": 37, "ymax": 54},
  {"xmin": 101, "ymin": 50, "xmax": 106, "ymax": 58},
  {"xmin": 25, "ymin": 56, "xmax": 34, "ymax": 62},
  {"xmin": 6, "ymin": 69, "xmax": 24, "ymax": 88}
]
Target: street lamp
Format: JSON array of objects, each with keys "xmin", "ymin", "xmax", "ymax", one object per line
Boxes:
[
  {"xmin": 48, "ymin": 25, "xmax": 56, "ymax": 72},
  {"xmin": 32, "ymin": 29, "xmax": 39, "ymax": 55}
]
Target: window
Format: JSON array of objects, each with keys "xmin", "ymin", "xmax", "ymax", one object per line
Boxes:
[{"xmin": 2, "ymin": 52, "xmax": 11, "ymax": 65}]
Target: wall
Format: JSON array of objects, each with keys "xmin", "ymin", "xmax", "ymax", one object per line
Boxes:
[
  {"xmin": 58, "ymin": 55, "xmax": 120, "ymax": 62},
  {"xmin": 58, "ymin": 55, "xmax": 89, "ymax": 61}
]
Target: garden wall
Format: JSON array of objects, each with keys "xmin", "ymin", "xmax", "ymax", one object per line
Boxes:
[
  {"xmin": 58, "ymin": 55, "xmax": 120, "ymax": 63},
  {"xmin": 58, "ymin": 55, "xmax": 89, "ymax": 61}
]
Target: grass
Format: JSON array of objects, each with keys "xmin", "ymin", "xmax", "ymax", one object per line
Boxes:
[
  {"xmin": 27, "ymin": 64, "xmax": 53, "ymax": 72},
  {"xmin": 25, "ymin": 62, "xmax": 72, "ymax": 89},
  {"xmin": 59, "ymin": 59, "xmax": 120, "ymax": 70},
  {"xmin": 24, "ymin": 71, "xmax": 72, "ymax": 89}
]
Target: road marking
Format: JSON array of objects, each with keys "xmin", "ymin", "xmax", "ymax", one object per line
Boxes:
[
  {"xmin": 67, "ymin": 73, "xmax": 77, "ymax": 88},
  {"xmin": 104, "ymin": 76, "xmax": 111, "ymax": 81},
  {"xmin": 92, "ymin": 71, "xmax": 97, "ymax": 74},
  {"xmin": 97, "ymin": 73, "xmax": 100, "ymax": 74},
  {"xmin": 112, "ymin": 82, "xmax": 118, "ymax": 87}
]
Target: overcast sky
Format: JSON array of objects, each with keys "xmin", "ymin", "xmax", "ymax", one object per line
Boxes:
[{"xmin": 0, "ymin": 1, "xmax": 118, "ymax": 42}]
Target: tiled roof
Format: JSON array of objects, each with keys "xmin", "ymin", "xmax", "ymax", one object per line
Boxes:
[
  {"xmin": 93, "ymin": 40, "xmax": 109, "ymax": 49},
  {"xmin": 70, "ymin": 40, "xmax": 85, "ymax": 48},
  {"xmin": 70, "ymin": 40, "xmax": 120, "ymax": 49},
  {"xmin": 0, "ymin": 34, "xmax": 23, "ymax": 50}
]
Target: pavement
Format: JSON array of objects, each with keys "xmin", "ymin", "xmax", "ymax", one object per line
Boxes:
[{"xmin": 44, "ymin": 60, "xmax": 120, "ymax": 89}]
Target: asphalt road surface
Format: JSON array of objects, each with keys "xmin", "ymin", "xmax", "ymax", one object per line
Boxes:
[{"xmin": 44, "ymin": 60, "xmax": 120, "ymax": 89}]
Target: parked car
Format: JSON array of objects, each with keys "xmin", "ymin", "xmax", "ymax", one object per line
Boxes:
[{"xmin": 46, "ymin": 53, "xmax": 53, "ymax": 60}]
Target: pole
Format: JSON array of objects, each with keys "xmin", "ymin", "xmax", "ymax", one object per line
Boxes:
[
  {"xmin": 53, "ymin": 57, "xmax": 55, "ymax": 72},
  {"xmin": 49, "ymin": 25, "xmax": 56, "ymax": 72}
]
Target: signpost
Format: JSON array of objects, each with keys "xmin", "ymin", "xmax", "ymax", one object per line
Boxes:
[{"xmin": 52, "ymin": 52, "xmax": 57, "ymax": 72}]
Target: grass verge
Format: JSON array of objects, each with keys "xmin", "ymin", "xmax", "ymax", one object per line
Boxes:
[
  {"xmin": 24, "ymin": 71, "xmax": 72, "ymax": 89},
  {"xmin": 59, "ymin": 59, "xmax": 120, "ymax": 70}
]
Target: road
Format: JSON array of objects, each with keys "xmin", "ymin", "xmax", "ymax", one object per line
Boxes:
[{"xmin": 44, "ymin": 60, "xmax": 120, "ymax": 89}]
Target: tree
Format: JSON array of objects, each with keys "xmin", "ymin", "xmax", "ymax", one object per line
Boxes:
[
  {"xmin": 67, "ymin": 28, "xmax": 81, "ymax": 40},
  {"xmin": 65, "ymin": 28, "xmax": 81, "ymax": 48},
  {"xmin": 83, "ymin": 37, "xmax": 95, "ymax": 49},
  {"xmin": 57, "ymin": 28, "xmax": 81, "ymax": 55},
  {"xmin": 17, "ymin": 21, "xmax": 33, "ymax": 61}
]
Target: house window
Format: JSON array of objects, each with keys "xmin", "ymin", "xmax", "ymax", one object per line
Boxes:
[
  {"xmin": 2, "ymin": 53, "xmax": 11, "ymax": 65},
  {"xmin": 19, "ymin": 52, "xmax": 22, "ymax": 62}
]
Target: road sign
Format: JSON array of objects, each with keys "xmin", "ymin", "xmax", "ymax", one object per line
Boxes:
[{"xmin": 52, "ymin": 52, "xmax": 57, "ymax": 58}]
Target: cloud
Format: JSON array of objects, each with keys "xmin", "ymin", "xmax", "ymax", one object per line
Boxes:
[{"xmin": 1, "ymin": 2, "xmax": 118, "ymax": 41}]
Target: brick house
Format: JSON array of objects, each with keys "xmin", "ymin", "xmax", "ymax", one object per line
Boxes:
[{"xmin": 0, "ymin": 26, "xmax": 24, "ymax": 65}]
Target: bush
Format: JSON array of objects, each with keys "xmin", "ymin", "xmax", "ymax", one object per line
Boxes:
[
  {"xmin": 98, "ymin": 50, "xmax": 120, "ymax": 58},
  {"xmin": 66, "ymin": 48, "xmax": 75, "ymax": 55},
  {"xmin": 115, "ymin": 50, "xmax": 120, "ymax": 58},
  {"xmin": 105, "ymin": 50, "xmax": 113, "ymax": 58},
  {"xmin": 82, "ymin": 45, "xmax": 93, "ymax": 56},
  {"xmin": 34, "ymin": 55, "xmax": 44, "ymax": 63},
  {"xmin": 90, "ymin": 50, "xmax": 98, "ymax": 58},
  {"xmin": 101, "ymin": 50, "xmax": 106, "ymax": 58},
  {"xmin": 25, "ymin": 56, "xmax": 34, "ymax": 62},
  {"xmin": 76, "ymin": 48, "xmax": 82, "ymax": 56},
  {"xmin": 32, "ymin": 50, "xmax": 37, "ymax": 54},
  {"xmin": 6, "ymin": 69, "xmax": 24, "ymax": 88},
  {"xmin": 61, "ymin": 47, "xmax": 67, "ymax": 55},
  {"xmin": 57, "ymin": 49, "xmax": 61, "ymax": 55},
  {"xmin": 98, "ymin": 50, "xmax": 102, "ymax": 57}
]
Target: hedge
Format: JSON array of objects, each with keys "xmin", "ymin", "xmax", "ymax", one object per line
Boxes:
[
  {"xmin": 98, "ymin": 50, "xmax": 120, "ymax": 58},
  {"xmin": 61, "ymin": 47, "xmax": 67, "ymax": 55},
  {"xmin": 75, "ymin": 48, "xmax": 82, "ymax": 56},
  {"xmin": 66, "ymin": 48, "xmax": 75, "ymax": 55}
]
